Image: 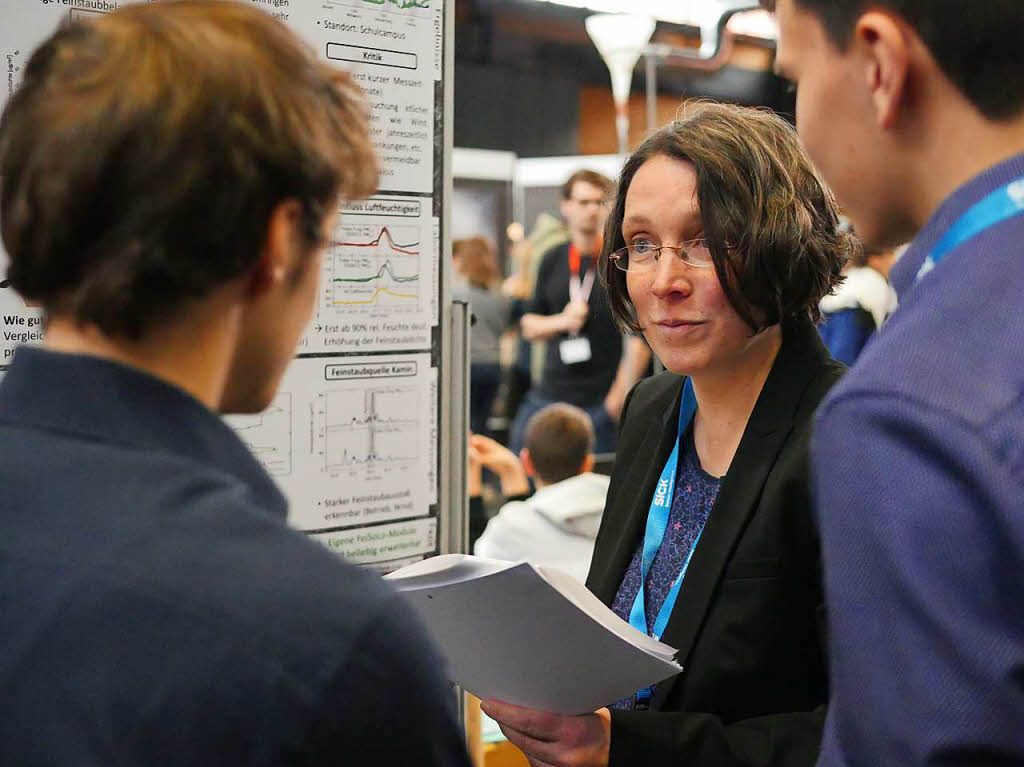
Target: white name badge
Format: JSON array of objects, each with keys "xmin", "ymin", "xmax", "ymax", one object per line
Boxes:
[{"xmin": 559, "ymin": 336, "xmax": 592, "ymax": 365}]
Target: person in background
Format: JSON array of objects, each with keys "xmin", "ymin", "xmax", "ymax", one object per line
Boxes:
[
  {"xmin": 453, "ymin": 236, "xmax": 513, "ymax": 435},
  {"xmin": 510, "ymin": 170, "xmax": 651, "ymax": 454},
  {"xmin": 0, "ymin": 4, "xmax": 470, "ymax": 765},
  {"xmin": 503, "ymin": 215, "xmax": 570, "ymax": 439},
  {"xmin": 483, "ymin": 102, "xmax": 851, "ymax": 767},
  {"xmin": 769, "ymin": 0, "xmax": 1024, "ymax": 763},
  {"xmin": 818, "ymin": 241, "xmax": 898, "ymax": 364},
  {"xmin": 472, "ymin": 404, "xmax": 610, "ymax": 583}
]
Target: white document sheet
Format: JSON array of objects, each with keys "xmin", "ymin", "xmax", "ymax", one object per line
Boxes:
[{"xmin": 385, "ymin": 554, "xmax": 682, "ymax": 715}]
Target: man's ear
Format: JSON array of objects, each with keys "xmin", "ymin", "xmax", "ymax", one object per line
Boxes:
[
  {"xmin": 855, "ymin": 11, "xmax": 911, "ymax": 131},
  {"xmin": 580, "ymin": 453, "xmax": 595, "ymax": 474},
  {"xmin": 247, "ymin": 199, "xmax": 303, "ymax": 298},
  {"xmin": 520, "ymin": 448, "xmax": 536, "ymax": 479}
]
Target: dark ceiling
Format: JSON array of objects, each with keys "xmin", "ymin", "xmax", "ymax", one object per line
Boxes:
[{"xmin": 452, "ymin": 0, "xmax": 795, "ymax": 155}]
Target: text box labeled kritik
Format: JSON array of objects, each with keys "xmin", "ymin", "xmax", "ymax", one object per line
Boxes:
[{"xmin": 326, "ymin": 43, "xmax": 417, "ymax": 70}]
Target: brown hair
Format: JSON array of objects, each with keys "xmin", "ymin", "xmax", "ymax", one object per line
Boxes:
[
  {"xmin": 0, "ymin": 0, "xmax": 377, "ymax": 339},
  {"xmin": 524, "ymin": 403, "xmax": 594, "ymax": 485},
  {"xmin": 600, "ymin": 101, "xmax": 852, "ymax": 333},
  {"xmin": 761, "ymin": 0, "xmax": 1024, "ymax": 121},
  {"xmin": 561, "ymin": 169, "xmax": 615, "ymax": 201},
  {"xmin": 453, "ymin": 237, "xmax": 499, "ymax": 289}
]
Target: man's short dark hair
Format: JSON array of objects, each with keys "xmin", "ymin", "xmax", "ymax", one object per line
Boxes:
[
  {"xmin": 0, "ymin": 0, "xmax": 378, "ymax": 339},
  {"xmin": 600, "ymin": 101, "xmax": 851, "ymax": 334},
  {"xmin": 761, "ymin": 0, "xmax": 1024, "ymax": 121},
  {"xmin": 524, "ymin": 403, "xmax": 594, "ymax": 485},
  {"xmin": 561, "ymin": 170, "xmax": 615, "ymax": 201}
]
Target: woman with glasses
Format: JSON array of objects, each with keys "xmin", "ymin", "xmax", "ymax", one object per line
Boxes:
[{"xmin": 482, "ymin": 102, "xmax": 853, "ymax": 767}]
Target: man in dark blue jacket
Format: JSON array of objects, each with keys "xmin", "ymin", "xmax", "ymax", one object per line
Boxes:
[
  {"xmin": 0, "ymin": 4, "xmax": 470, "ymax": 765},
  {"xmin": 768, "ymin": 0, "xmax": 1024, "ymax": 764}
]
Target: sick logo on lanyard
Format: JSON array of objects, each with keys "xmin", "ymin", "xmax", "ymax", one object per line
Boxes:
[{"xmin": 653, "ymin": 478, "xmax": 670, "ymax": 508}]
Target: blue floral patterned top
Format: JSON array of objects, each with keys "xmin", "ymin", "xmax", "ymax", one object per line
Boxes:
[{"xmin": 609, "ymin": 424, "xmax": 721, "ymax": 710}]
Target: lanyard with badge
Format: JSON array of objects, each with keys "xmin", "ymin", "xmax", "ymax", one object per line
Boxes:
[
  {"xmin": 558, "ymin": 243, "xmax": 597, "ymax": 365},
  {"xmin": 629, "ymin": 379, "xmax": 702, "ymax": 710},
  {"xmin": 915, "ymin": 176, "xmax": 1024, "ymax": 283}
]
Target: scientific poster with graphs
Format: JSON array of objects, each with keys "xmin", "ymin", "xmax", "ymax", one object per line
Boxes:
[
  {"xmin": 1, "ymin": 0, "xmax": 452, "ymax": 571},
  {"xmin": 277, "ymin": 0, "xmax": 448, "ymax": 570}
]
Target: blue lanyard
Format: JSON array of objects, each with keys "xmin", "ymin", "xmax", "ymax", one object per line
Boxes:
[
  {"xmin": 628, "ymin": 378, "xmax": 700, "ymax": 643},
  {"xmin": 916, "ymin": 176, "xmax": 1024, "ymax": 283}
]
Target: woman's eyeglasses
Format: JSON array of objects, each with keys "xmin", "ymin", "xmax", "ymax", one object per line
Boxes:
[{"xmin": 609, "ymin": 238, "xmax": 715, "ymax": 272}]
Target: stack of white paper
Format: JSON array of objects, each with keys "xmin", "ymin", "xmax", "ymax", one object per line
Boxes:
[{"xmin": 385, "ymin": 554, "xmax": 682, "ymax": 715}]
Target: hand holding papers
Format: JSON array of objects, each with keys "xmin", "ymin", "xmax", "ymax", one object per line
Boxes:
[{"xmin": 384, "ymin": 555, "xmax": 682, "ymax": 715}]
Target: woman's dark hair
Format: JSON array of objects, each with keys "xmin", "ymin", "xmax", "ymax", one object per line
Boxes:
[{"xmin": 600, "ymin": 101, "xmax": 853, "ymax": 334}]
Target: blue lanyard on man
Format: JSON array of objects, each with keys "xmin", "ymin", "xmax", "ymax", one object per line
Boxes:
[
  {"xmin": 629, "ymin": 378, "xmax": 701, "ymax": 710},
  {"xmin": 915, "ymin": 176, "xmax": 1024, "ymax": 283}
]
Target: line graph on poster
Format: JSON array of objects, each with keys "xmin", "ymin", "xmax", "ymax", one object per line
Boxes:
[
  {"xmin": 269, "ymin": 354, "xmax": 433, "ymax": 531},
  {"xmin": 302, "ymin": 195, "xmax": 434, "ymax": 353},
  {"xmin": 319, "ymin": 385, "xmax": 419, "ymax": 478},
  {"xmin": 225, "ymin": 393, "xmax": 292, "ymax": 477},
  {"xmin": 324, "ymin": 224, "xmax": 422, "ymax": 313},
  {"xmin": 325, "ymin": 0, "xmax": 431, "ymax": 20}
]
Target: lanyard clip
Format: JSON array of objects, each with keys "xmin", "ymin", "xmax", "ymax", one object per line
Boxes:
[{"xmin": 634, "ymin": 686, "xmax": 653, "ymax": 711}]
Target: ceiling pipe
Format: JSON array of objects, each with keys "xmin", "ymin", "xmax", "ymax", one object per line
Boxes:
[
  {"xmin": 642, "ymin": 3, "xmax": 760, "ymax": 135},
  {"xmin": 644, "ymin": 3, "xmax": 760, "ymax": 73}
]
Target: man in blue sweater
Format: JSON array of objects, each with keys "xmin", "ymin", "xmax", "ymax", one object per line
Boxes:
[
  {"xmin": 0, "ymin": 4, "xmax": 470, "ymax": 765},
  {"xmin": 768, "ymin": 1, "xmax": 1024, "ymax": 764}
]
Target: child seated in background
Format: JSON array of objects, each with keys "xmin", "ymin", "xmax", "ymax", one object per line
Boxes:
[
  {"xmin": 470, "ymin": 403, "xmax": 610, "ymax": 583},
  {"xmin": 818, "ymin": 242, "xmax": 901, "ymax": 365}
]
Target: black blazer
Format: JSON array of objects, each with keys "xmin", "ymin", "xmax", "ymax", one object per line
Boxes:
[{"xmin": 586, "ymin": 319, "xmax": 845, "ymax": 767}]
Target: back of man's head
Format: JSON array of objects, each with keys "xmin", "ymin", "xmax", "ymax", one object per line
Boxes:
[
  {"xmin": 0, "ymin": 0, "xmax": 377, "ymax": 340},
  {"xmin": 523, "ymin": 403, "xmax": 594, "ymax": 485},
  {"xmin": 765, "ymin": 0, "xmax": 1024, "ymax": 121}
]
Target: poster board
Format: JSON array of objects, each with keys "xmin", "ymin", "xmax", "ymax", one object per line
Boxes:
[{"xmin": 0, "ymin": 0, "xmax": 457, "ymax": 572}]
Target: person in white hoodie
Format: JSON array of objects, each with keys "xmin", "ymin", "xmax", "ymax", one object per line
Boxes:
[
  {"xmin": 472, "ymin": 403, "xmax": 610, "ymax": 583},
  {"xmin": 818, "ymin": 243, "xmax": 901, "ymax": 364}
]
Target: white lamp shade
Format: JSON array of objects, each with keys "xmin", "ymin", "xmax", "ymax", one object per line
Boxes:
[{"xmin": 585, "ymin": 13, "xmax": 657, "ymax": 107}]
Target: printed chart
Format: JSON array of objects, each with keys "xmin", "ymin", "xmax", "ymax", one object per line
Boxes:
[
  {"xmin": 226, "ymin": 354, "xmax": 437, "ymax": 540},
  {"xmin": 322, "ymin": 385, "xmax": 419, "ymax": 475},
  {"xmin": 328, "ymin": 225, "xmax": 422, "ymax": 312},
  {"xmin": 225, "ymin": 394, "xmax": 292, "ymax": 477},
  {"xmin": 343, "ymin": 0, "xmax": 431, "ymax": 18},
  {"xmin": 302, "ymin": 195, "xmax": 436, "ymax": 353}
]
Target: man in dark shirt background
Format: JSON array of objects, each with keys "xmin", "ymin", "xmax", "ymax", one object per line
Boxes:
[
  {"xmin": 0, "ymin": 3, "xmax": 470, "ymax": 765},
  {"xmin": 510, "ymin": 170, "xmax": 650, "ymax": 454}
]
